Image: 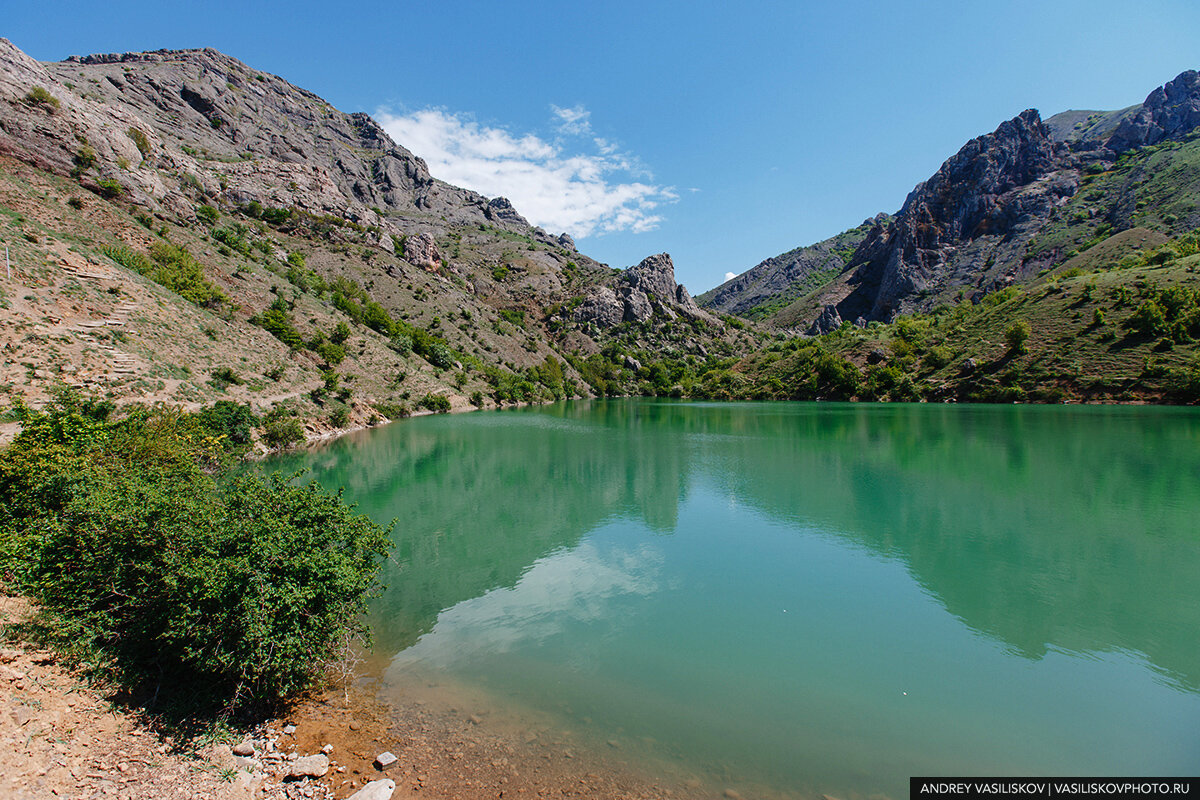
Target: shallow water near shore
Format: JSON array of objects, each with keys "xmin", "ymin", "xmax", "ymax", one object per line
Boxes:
[{"xmin": 269, "ymin": 400, "xmax": 1200, "ymax": 798}]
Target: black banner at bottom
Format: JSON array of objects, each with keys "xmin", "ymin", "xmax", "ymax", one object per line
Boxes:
[{"xmin": 911, "ymin": 778, "xmax": 1200, "ymax": 800}]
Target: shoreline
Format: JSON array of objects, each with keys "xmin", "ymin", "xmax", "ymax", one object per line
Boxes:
[{"xmin": 0, "ymin": 590, "xmax": 742, "ymax": 800}]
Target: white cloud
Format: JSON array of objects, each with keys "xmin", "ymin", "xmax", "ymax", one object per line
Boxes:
[
  {"xmin": 551, "ymin": 103, "xmax": 591, "ymax": 136},
  {"xmin": 377, "ymin": 106, "xmax": 675, "ymax": 238},
  {"xmin": 724, "ymin": 272, "xmax": 737, "ymax": 282}
]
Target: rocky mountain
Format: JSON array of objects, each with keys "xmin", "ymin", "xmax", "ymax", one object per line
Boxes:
[
  {"xmin": 0, "ymin": 39, "xmax": 748, "ymax": 438},
  {"xmin": 697, "ymin": 217, "xmax": 882, "ymax": 323},
  {"xmin": 570, "ymin": 253, "xmax": 714, "ymax": 330},
  {"xmin": 708, "ymin": 69, "xmax": 1200, "ymax": 334}
]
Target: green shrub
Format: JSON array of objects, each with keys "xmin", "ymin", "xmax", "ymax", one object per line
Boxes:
[
  {"xmin": 259, "ymin": 408, "xmax": 305, "ymax": 449},
  {"xmin": 0, "ymin": 397, "xmax": 390, "ymax": 714},
  {"xmin": 1005, "ymin": 320, "xmax": 1031, "ymax": 355},
  {"xmin": 418, "ymin": 393, "xmax": 452, "ymax": 413},
  {"xmin": 209, "ymin": 367, "xmax": 243, "ymax": 390},
  {"xmin": 212, "ymin": 226, "xmax": 251, "ymax": 256},
  {"xmin": 328, "ymin": 403, "xmax": 350, "ymax": 428},
  {"xmin": 1124, "ymin": 300, "xmax": 1168, "ymax": 337},
  {"xmin": 103, "ymin": 243, "xmax": 227, "ymax": 308},
  {"xmin": 251, "ymin": 298, "xmax": 304, "ymax": 349},
  {"xmin": 128, "ymin": 127, "xmax": 151, "ymax": 157},
  {"xmin": 196, "ymin": 204, "xmax": 220, "ymax": 224},
  {"xmin": 196, "ymin": 401, "xmax": 257, "ymax": 452},
  {"xmin": 313, "ymin": 340, "xmax": 346, "ymax": 366},
  {"xmin": 260, "ymin": 207, "xmax": 292, "ymax": 225},
  {"xmin": 373, "ymin": 402, "xmax": 411, "ymax": 420},
  {"xmin": 95, "ymin": 178, "xmax": 123, "ymax": 199},
  {"xmin": 22, "ymin": 86, "xmax": 60, "ymax": 110}
]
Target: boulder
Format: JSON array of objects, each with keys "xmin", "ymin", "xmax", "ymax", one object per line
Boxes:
[
  {"xmin": 406, "ymin": 232, "xmax": 440, "ymax": 269},
  {"xmin": 807, "ymin": 305, "xmax": 843, "ymax": 336},
  {"xmin": 286, "ymin": 753, "xmax": 329, "ymax": 779}
]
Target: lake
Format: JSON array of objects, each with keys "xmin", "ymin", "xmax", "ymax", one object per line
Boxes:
[{"xmin": 269, "ymin": 400, "xmax": 1200, "ymax": 798}]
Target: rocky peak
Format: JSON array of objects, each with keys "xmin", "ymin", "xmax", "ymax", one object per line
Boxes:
[
  {"xmin": 572, "ymin": 253, "xmax": 712, "ymax": 329},
  {"xmin": 1106, "ymin": 70, "xmax": 1200, "ymax": 152},
  {"xmin": 832, "ymin": 109, "xmax": 1066, "ymax": 322},
  {"xmin": 485, "ymin": 196, "xmax": 530, "ymax": 229},
  {"xmin": 0, "ymin": 39, "xmax": 558, "ymax": 243}
]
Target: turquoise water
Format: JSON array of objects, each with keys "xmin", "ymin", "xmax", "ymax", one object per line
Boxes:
[{"xmin": 271, "ymin": 400, "xmax": 1200, "ymax": 797}]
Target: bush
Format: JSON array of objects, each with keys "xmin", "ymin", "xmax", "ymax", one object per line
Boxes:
[
  {"xmin": 103, "ymin": 243, "xmax": 227, "ymax": 308},
  {"xmin": 259, "ymin": 408, "xmax": 305, "ymax": 450},
  {"xmin": 373, "ymin": 402, "xmax": 411, "ymax": 420},
  {"xmin": 196, "ymin": 400, "xmax": 257, "ymax": 451},
  {"xmin": 0, "ymin": 397, "xmax": 391, "ymax": 714},
  {"xmin": 95, "ymin": 178, "xmax": 123, "ymax": 199},
  {"xmin": 1005, "ymin": 320, "xmax": 1031, "ymax": 355},
  {"xmin": 418, "ymin": 393, "xmax": 452, "ymax": 413},
  {"xmin": 209, "ymin": 366, "xmax": 243, "ymax": 390},
  {"xmin": 23, "ymin": 87, "xmax": 61, "ymax": 110},
  {"xmin": 328, "ymin": 403, "xmax": 350, "ymax": 428},
  {"xmin": 128, "ymin": 127, "xmax": 151, "ymax": 157},
  {"xmin": 196, "ymin": 204, "xmax": 220, "ymax": 224}
]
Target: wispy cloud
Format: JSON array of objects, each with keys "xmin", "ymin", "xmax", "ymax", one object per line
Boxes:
[
  {"xmin": 551, "ymin": 103, "xmax": 591, "ymax": 136},
  {"xmin": 724, "ymin": 272, "xmax": 737, "ymax": 282},
  {"xmin": 377, "ymin": 106, "xmax": 675, "ymax": 238}
]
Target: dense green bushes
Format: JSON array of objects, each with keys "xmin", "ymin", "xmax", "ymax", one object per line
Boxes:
[
  {"xmin": 0, "ymin": 395, "xmax": 391, "ymax": 715},
  {"xmin": 103, "ymin": 242, "xmax": 227, "ymax": 307}
]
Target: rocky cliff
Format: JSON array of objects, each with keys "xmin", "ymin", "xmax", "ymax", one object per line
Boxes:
[
  {"xmin": 0, "ymin": 39, "xmax": 567, "ymax": 244},
  {"xmin": 711, "ymin": 69, "xmax": 1200, "ymax": 333},
  {"xmin": 570, "ymin": 253, "xmax": 714, "ymax": 330}
]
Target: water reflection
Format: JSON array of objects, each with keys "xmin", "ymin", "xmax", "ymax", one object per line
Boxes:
[{"xmin": 271, "ymin": 400, "xmax": 1200, "ymax": 790}]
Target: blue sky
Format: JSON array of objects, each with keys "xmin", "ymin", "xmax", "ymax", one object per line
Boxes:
[{"xmin": 6, "ymin": 1, "xmax": 1200, "ymax": 292}]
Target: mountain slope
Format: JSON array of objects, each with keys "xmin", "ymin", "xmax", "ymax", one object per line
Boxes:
[
  {"xmin": 706, "ymin": 69, "xmax": 1200, "ymax": 334},
  {"xmin": 696, "ymin": 217, "xmax": 881, "ymax": 323},
  {"xmin": 0, "ymin": 39, "xmax": 754, "ymax": 442}
]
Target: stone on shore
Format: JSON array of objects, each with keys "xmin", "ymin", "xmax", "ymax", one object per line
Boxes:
[
  {"xmin": 347, "ymin": 779, "xmax": 396, "ymax": 800},
  {"xmin": 286, "ymin": 753, "xmax": 329, "ymax": 778}
]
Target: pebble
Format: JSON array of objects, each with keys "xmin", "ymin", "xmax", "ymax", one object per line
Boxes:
[
  {"xmin": 348, "ymin": 721, "xmax": 361, "ymax": 731},
  {"xmin": 233, "ymin": 741, "xmax": 256, "ymax": 757},
  {"xmin": 373, "ymin": 752, "xmax": 397, "ymax": 770},
  {"xmin": 282, "ymin": 724, "xmax": 296, "ymax": 735}
]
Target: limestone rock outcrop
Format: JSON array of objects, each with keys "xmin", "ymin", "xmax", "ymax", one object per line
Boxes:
[{"xmin": 572, "ymin": 253, "xmax": 715, "ymax": 329}]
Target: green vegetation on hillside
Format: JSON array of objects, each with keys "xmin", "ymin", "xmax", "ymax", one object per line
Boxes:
[
  {"xmin": 717, "ymin": 228, "xmax": 1200, "ymax": 404},
  {"xmin": 0, "ymin": 392, "xmax": 392, "ymax": 718}
]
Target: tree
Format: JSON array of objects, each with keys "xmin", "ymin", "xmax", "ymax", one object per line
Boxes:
[{"xmin": 1005, "ymin": 320, "xmax": 1031, "ymax": 355}]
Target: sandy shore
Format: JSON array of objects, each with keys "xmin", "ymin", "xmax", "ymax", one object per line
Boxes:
[{"xmin": 0, "ymin": 596, "xmax": 746, "ymax": 800}]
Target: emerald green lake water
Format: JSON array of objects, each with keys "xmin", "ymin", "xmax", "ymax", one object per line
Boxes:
[{"xmin": 271, "ymin": 400, "xmax": 1200, "ymax": 798}]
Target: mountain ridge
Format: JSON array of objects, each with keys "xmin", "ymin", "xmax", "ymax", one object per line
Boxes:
[{"xmin": 705, "ymin": 69, "xmax": 1200, "ymax": 334}]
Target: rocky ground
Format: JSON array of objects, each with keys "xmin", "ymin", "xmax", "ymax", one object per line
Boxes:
[{"xmin": 1, "ymin": 597, "xmax": 747, "ymax": 800}]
